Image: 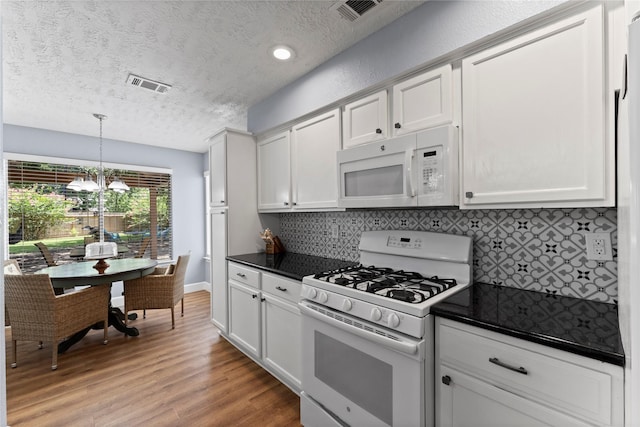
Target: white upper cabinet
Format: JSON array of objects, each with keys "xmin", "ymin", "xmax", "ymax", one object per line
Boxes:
[
  {"xmin": 460, "ymin": 5, "xmax": 614, "ymax": 208},
  {"xmin": 257, "ymin": 131, "xmax": 291, "ymax": 211},
  {"xmin": 291, "ymin": 108, "xmax": 341, "ymax": 210},
  {"xmin": 342, "ymin": 90, "xmax": 388, "ymax": 149},
  {"xmin": 392, "ymin": 64, "xmax": 453, "ymax": 136},
  {"xmin": 208, "ymin": 133, "xmax": 227, "ymax": 207}
]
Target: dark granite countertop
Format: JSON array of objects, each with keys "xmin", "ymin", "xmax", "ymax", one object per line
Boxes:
[
  {"xmin": 226, "ymin": 252, "xmax": 358, "ymax": 282},
  {"xmin": 432, "ymin": 283, "xmax": 625, "ymax": 366}
]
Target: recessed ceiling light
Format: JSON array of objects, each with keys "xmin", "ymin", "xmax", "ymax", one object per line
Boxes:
[{"xmin": 272, "ymin": 45, "xmax": 294, "ymax": 61}]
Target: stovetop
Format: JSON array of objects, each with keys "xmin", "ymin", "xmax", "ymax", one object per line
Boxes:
[{"xmin": 313, "ymin": 264, "xmax": 458, "ymax": 304}]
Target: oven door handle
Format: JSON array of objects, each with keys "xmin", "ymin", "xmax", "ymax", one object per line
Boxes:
[{"xmin": 299, "ymin": 302, "xmax": 419, "ymax": 356}]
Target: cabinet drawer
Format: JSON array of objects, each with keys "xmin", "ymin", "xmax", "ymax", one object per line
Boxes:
[
  {"xmin": 438, "ymin": 320, "xmax": 621, "ymax": 426},
  {"xmin": 262, "ymin": 273, "xmax": 300, "ymax": 304},
  {"xmin": 228, "ymin": 262, "xmax": 260, "ymax": 289}
]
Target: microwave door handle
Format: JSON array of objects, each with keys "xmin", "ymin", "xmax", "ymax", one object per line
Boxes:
[{"xmin": 405, "ymin": 149, "xmax": 416, "ymax": 197}]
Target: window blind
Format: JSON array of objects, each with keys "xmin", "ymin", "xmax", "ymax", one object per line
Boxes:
[{"xmin": 6, "ymin": 159, "xmax": 172, "ymax": 273}]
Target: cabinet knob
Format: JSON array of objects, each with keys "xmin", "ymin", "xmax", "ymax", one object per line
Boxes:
[
  {"xmin": 252, "ymin": 294, "xmax": 258, "ymax": 299},
  {"xmin": 375, "ymin": 128, "xmax": 382, "ymax": 134},
  {"xmin": 380, "ymin": 145, "xmax": 386, "ymax": 152},
  {"xmin": 284, "ymin": 201, "xmax": 289, "ymax": 206},
  {"xmin": 220, "ymin": 200, "xmax": 225, "ymax": 203},
  {"xmin": 293, "ymin": 202, "xmax": 297, "ymax": 206},
  {"xmin": 442, "ymin": 375, "xmax": 452, "ymax": 386},
  {"xmin": 260, "ymin": 297, "xmax": 266, "ymax": 302},
  {"xmin": 394, "ymin": 122, "xmax": 402, "ymax": 129},
  {"xmin": 465, "ymin": 191, "xmax": 474, "ymax": 199}
]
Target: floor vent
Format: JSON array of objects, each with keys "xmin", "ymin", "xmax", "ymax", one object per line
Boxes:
[
  {"xmin": 331, "ymin": 0, "xmax": 383, "ymax": 22},
  {"xmin": 126, "ymin": 73, "xmax": 171, "ymax": 94}
]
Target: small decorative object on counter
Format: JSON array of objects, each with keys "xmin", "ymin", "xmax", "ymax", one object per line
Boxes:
[{"xmin": 260, "ymin": 228, "xmax": 285, "ymax": 254}]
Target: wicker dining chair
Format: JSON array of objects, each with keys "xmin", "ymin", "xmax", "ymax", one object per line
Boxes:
[
  {"xmin": 4, "ymin": 273, "xmax": 111, "ymax": 370},
  {"xmin": 35, "ymin": 242, "xmax": 57, "ymax": 267},
  {"xmin": 3, "ymin": 259, "xmax": 23, "ymax": 326},
  {"xmin": 123, "ymin": 254, "xmax": 190, "ymax": 330}
]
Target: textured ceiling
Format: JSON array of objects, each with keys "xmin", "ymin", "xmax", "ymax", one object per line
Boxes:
[{"xmin": 3, "ymin": 0, "xmax": 424, "ymax": 153}]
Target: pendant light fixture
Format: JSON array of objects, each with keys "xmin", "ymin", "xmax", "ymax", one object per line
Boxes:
[
  {"xmin": 85, "ymin": 113, "xmax": 118, "ymax": 273},
  {"xmin": 108, "ymin": 176, "xmax": 130, "ymax": 193}
]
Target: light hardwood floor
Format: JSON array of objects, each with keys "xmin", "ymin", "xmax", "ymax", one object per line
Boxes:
[{"xmin": 5, "ymin": 290, "xmax": 301, "ymax": 426}]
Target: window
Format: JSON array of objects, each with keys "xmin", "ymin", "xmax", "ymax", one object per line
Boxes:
[{"xmin": 6, "ymin": 157, "xmax": 172, "ymax": 273}]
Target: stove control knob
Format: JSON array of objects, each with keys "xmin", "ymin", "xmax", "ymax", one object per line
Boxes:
[
  {"xmin": 387, "ymin": 313, "xmax": 400, "ymax": 328},
  {"xmin": 307, "ymin": 288, "xmax": 317, "ymax": 299},
  {"xmin": 342, "ymin": 299, "xmax": 353, "ymax": 311},
  {"xmin": 371, "ymin": 308, "xmax": 382, "ymax": 321},
  {"xmin": 318, "ymin": 291, "xmax": 328, "ymax": 303}
]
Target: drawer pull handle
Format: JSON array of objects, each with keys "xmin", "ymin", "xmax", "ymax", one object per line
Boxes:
[
  {"xmin": 275, "ymin": 286, "xmax": 287, "ymax": 292},
  {"xmin": 489, "ymin": 357, "xmax": 528, "ymax": 375},
  {"xmin": 236, "ymin": 273, "xmax": 246, "ymax": 278}
]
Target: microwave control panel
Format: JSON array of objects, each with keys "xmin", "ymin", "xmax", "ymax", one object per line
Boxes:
[{"xmin": 418, "ymin": 145, "xmax": 444, "ymax": 195}]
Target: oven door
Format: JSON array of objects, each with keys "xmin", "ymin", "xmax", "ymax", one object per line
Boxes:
[
  {"xmin": 299, "ymin": 300, "xmax": 427, "ymax": 427},
  {"xmin": 337, "ymin": 134, "xmax": 417, "ymax": 208}
]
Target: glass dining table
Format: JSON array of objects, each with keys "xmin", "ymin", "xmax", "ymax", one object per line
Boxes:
[{"xmin": 37, "ymin": 258, "xmax": 158, "ymax": 352}]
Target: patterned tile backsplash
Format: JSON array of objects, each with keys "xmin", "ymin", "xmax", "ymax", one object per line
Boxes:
[{"xmin": 278, "ymin": 208, "xmax": 618, "ymax": 304}]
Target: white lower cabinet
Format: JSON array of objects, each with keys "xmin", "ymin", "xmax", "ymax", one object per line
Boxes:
[
  {"xmin": 226, "ymin": 262, "xmax": 302, "ymax": 392},
  {"xmin": 228, "ymin": 280, "xmax": 261, "ymax": 358},
  {"xmin": 436, "ymin": 318, "xmax": 623, "ymax": 427},
  {"xmin": 262, "ymin": 292, "xmax": 301, "ymax": 390}
]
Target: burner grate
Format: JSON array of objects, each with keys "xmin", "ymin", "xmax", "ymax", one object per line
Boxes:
[{"xmin": 314, "ymin": 265, "xmax": 457, "ymax": 304}]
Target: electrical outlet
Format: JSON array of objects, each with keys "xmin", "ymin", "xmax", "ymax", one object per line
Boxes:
[
  {"xmin": 585, "ymin": 232, "xmax": 613, "ymax": 261},
  {"xmin": 331, "ymin": 224, "xmax": 340, "ymax": 239}
]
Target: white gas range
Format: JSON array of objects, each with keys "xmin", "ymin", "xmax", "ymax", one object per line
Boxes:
[{"xmin": 299, "ymin": 230, "xmax": 472, "ymax": 427}]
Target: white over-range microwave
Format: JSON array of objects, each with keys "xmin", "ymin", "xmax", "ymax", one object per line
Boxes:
[{"xmin": 337, "ymin": 125, "xmax": 459, "ymax": 208}]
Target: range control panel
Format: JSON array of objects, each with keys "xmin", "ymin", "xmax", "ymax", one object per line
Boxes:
[{"xmin": 387, "ymin": 235, "xmax": 424, "ymax": 249}]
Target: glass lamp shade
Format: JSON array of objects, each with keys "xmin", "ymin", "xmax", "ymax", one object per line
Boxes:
[
  {"xmin": 108, "ymin": 177, "xmax": 130, "ymax": 192},
  {"xmin": 85, "ymin": 241, "xmax": 118, "ymax": 260},
  {"xmin": 83, "ymin": 177, "xmax": 100, "ymax": 192},
  {"xmin": 67, "ymin": 177, "xmax": 84, "ymax": 191}
]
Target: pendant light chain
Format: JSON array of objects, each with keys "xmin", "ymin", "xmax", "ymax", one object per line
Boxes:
[{"xmin": 94, "ymin": 113, "xmax": 107, "ymax": 243}]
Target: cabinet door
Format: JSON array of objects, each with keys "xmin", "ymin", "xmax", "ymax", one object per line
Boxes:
[
  {"xmin": 438, "ymin": 367, "xmax": 592, "ymax": 427},
  {"xmin": 342, "ymin": 90, "xmax": 388, "ymax": 149},
  {"xmin": 261, "ymin": 294, "xmax": 301, "ymax": 390},
  {"xmin": 257, "ymin": 131, "xmax": 291, "ymax": 211},
  {"xmin": 209, "ymin": 134, "xmax": 227, "ymax": 207},
  {"xmin": 291, "ymin": 108, "xmax": 341, "ymax": 209},
  {"xmin": 210, "ymin": 211, "xmax": 228, "ymax": 333},
  {"xmin": 392, "ymin": 64, "xmax": 453, "ymax": 136},
  {"xmin": 228, "ymin": 280, "xmax": 261, "ymax": 358},
  {"xmin": 461, "ymin": 6, "xmax": 609, "ymax": 208}
]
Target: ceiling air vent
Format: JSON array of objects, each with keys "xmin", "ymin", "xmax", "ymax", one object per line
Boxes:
[
  {"xmin": 126, "ymin": 73, "xmax": 171, "ymax": 94},
  {"xmin": 331, "ymin": 0, "xmax": 383, "ymax": 22}
]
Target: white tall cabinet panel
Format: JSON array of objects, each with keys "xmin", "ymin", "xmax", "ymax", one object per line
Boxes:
[
  {"xmin": 208, "ymin": 129, "xmax": 266, "ymax": 334},
  {"xmin": 209, "ymin": 137, "xmax": 226, "ymax": 207},
  {"xmin": 460, "ymin": 5, "xmax": 614, "ymax": 208},
  {"xmin": 291, "ymin": 108, "xmax": 341, "ymax": 209},
  {"xmin": 342, "ymin": 91, "xmax": 388, "ymax": 148},
  {"xmin": 257, "ymin": 131, "xmax": 291, "ymax": 211},
  {"xmin": 210, "ymin": 210, "xmax": 227, "ymax": 332},
  {"xmin": 392, "ymin": 64, "xmax": 453, "ymax": 136}
]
